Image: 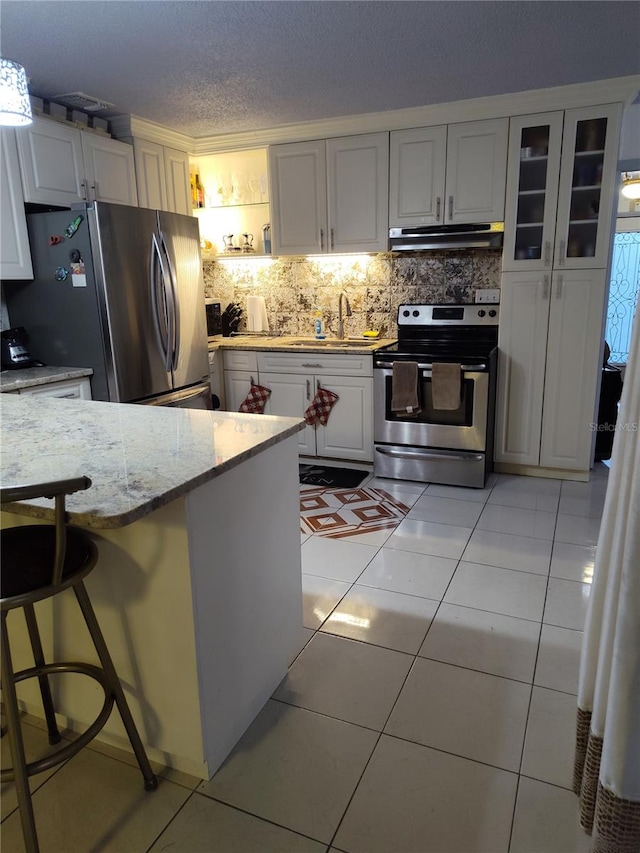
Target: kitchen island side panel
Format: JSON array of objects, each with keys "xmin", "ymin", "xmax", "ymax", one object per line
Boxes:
[
  {"xmin": 1, "ymin": 499, "xmax": 208, "ymax": 778},
  {"xmin": 186, "ymin": 433, "xmax": 303, "ymax": 776}
]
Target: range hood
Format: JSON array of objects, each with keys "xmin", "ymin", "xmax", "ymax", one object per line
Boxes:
[{"xmin": 389, "ymin": 222, "xmax": 504, "ymax": 251}]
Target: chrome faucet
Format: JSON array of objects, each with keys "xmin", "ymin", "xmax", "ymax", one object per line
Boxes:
[{"xmin": 337, "ymin": 291, "xmax": 352, "ymax": 339}]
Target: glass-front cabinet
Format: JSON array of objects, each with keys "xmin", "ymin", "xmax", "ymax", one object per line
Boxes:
[
  {"xmin": 503, "ymin": 112, "xmax": 563, "ymax": 271},
  {"xmin": 554, "ymin": 104, "xmax": 622, "ymax": 269},
  {"xmin": 503, "ymin": 104, "xmax": 622, "ymax": 271}
]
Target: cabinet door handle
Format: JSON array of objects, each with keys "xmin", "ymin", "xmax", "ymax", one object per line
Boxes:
[
  {"xmin": 320, "ymin": 229, "xmax": 324, "ymax": 250},
  {"xmin": 436, "ymin": 196, "xmax": 441, "ymax": 219},
  {"xmin": 316, "ymin": 379, "xmax": 321, "ymax": 390},
  {"xmin": 306, "ymin": 379, "xmax": 311, "ymax": 400},
  {"xmin": 330, "ymin": 228, "xmax": 334, "ymax": 250},
  {"xmin": 556, "ymin": 275, "xmax": 563, "ymax": 299},
  {"xmin": 91, "ymin": 181, "xmax": 98, "ymax": 199},
  {"xmin": 558, "ymin": 240, "xmax": 566, "ymax": 266},
  {"xmin": 544, "ymin": 241, "xmax": 551, "ymax": 267},
  {"xmin": 80, "ymin": 180, "xmax": 87, "ymax": 201},
  {"xmin": 542, "ymin": 274, "xmax": 550, "ymax": 299},
  {"xmin": 302, "ymin": 363, "xmax": 323, "ymax": 369},
  {"xmin": 448, "ymin": 195, "xmax": 453, "ymax": 220}
]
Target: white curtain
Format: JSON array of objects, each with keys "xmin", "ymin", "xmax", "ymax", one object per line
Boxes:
[{"xmin": 575, "ymin": 303, "xmax": 640, "ymax": 852}]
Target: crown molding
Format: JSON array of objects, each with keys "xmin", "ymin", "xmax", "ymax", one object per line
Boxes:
[
  {"xmin": 109, "ymin": 114, "xmax": 194, "ymax": 151},
  {"xmin": 111, "ymin": 75, "xmax": 640, "ymax": 156}
]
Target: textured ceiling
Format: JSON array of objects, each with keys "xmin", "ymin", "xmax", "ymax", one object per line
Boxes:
[{"xmin": 2, "ymin": 1, "xmax": 639, "ymax": 139}]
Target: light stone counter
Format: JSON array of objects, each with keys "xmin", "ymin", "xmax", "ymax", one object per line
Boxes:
[
  {"xmin": 0, "ymin": 365, "xmax": 93, "ymax": 392},
  {"xmin": 208, "ymin": 334, "xmax": 396, "ymax": 353},
  {"xmin": 1, "ymin": 396, "xmax": 304, "ymax": 527},
  {"xmin": 1, "ymin": 395, "xmax": 305, "ymax": 779}
]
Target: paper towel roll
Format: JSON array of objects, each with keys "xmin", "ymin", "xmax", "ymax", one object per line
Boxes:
[{"xmin": 247, "ymin": 295, "xmax": 269, "ymax": 332}]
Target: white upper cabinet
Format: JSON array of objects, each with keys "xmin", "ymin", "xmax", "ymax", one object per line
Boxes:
[
  {"xmin": 445, "ymin": 119, "xmax": 508, "ymax": 223},
  {"xmin": 133, "ymin": 138, "xmax": 167, "ymax": 210},
  {"xmin": 0, "ymin": 129, "xmax": 33, "ymax": 280},
  {"xmin": 16, "ymin": 117, "xmax": 85, "ymax": 206},
  {"xmin": 164, "ymin": 147, "xmax": 191, "ymax": 215},
  {"xmin": 389, "ymin": 125, "xmax": 447, "ymax": 227},
  {"xmin": 269, "ymin": 132, "xmax": 389, "ymax": 255},
  {"xmin": 269, "ymin": 139, "xmax": 327, "ymax": 254},
  {"xmin": 133, "ymin": 139, "xmax": 190, "ymax": 214},
  {"xmin": 16, "ymin": 116, "xmax": 137, "ymax": 207},
  {"xmin": 326, "ymin": 133, "xmax": 389, "ymax": 253},
  {"xmin": 80, "ymin": 132, "xmax": 138, "ymax": 206},
  {"xmin": 389, "ymin": 118, "xmax": 508, "ymax": 227}
]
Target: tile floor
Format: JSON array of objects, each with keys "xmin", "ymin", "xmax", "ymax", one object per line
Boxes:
[{"xmin": 1, "ymin": 467, "xmax": 610, "ymax": 852}]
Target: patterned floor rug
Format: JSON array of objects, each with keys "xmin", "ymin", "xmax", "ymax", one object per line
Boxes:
[{"xmin": 300, "ymin": 486, "xmax": 410, "ymax": 539}]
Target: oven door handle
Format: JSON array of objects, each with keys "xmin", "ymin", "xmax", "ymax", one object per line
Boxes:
[
  {"xmin": 375, "ymin": 446, "xmax": 485, "ymax": 463},
  {"xmin": 374, "ymin": 360, "xmax": 487, "ymax": 372}
]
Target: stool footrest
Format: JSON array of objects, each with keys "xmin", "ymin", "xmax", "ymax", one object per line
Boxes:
[{"xmin": 1, "ymin": 662, "xmax": 115, "ymax": 782}]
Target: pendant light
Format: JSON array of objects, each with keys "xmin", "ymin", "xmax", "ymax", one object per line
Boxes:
[
  {"xmin": 621, "ymin": 172, "xmax": 640, "ymax": 200},
  {"xmin": 0, "ymin": 58, "xmax": 32, "ymax": 126}
]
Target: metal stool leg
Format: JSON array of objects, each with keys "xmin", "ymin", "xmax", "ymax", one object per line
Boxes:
[
  {"xmin": 23, "ymin": 604, "xmax": 62, "ymax": 746},
  {"xmin": 1, "ymin": 613, "xmax": 40, "ymax": 853},
  {"xmin": 73, "ymin": 581, "xmax": 157, "ymax": 791}
]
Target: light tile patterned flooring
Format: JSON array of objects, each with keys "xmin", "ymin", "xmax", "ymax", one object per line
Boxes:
[{"xmin": 1, "ymin": 467, "xmax": 610, "ymax": 852}]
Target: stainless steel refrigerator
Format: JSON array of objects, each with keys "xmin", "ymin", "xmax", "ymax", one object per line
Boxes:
[{"xmin": 6, "ymin": 202, "xmax": 211, "ymax": 408}]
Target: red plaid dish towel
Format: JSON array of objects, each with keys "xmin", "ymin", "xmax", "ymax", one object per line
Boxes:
[
  {"xmin": 304, "ymin": 387, "xmax": 339, "ymax": 426},
  {"xmin": 238, "ymin": 383, "xmax": 271, "ymax": 414}
]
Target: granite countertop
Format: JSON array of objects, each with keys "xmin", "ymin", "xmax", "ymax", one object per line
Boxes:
[
  {"xmin": 0, "ymin": 365, "xmax": 93, "ymax": 392},
  {"xmin": 0, "ymin": 396, "xmax": 304, "ymax": 529},
  {"xmin": 208, "ymin": 335, "xmax": 396, "ymax": 353}
]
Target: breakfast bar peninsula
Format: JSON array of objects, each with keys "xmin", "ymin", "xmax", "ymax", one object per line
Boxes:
[{"xmin": 0, "ymin": 396, "xmax": 305, "ymax": 779}]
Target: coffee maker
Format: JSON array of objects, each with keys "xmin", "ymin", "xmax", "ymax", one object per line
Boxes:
[{"xmin": 1, "ymin": 327, "xmax": 40, "ymax": 369}]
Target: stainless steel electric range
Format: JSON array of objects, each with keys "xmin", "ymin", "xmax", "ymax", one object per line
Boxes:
[{"xmin": 373, "ymin": 303, "xmax": 499, "ymax": 488}]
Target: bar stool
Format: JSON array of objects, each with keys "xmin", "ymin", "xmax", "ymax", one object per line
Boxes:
[{"xmin": 1, "ymin": 476, "xmax": 157, "ymax": 853}]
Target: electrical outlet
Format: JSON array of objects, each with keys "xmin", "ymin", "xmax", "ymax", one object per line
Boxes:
[{"xmin": 475, "ymin": 289, "xmax": 500, "ymax": 304}]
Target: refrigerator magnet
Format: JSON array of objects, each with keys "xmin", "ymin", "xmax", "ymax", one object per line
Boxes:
[
  {"xmin": 54, "ymin": 266, "xmax": 69, "ymax": 281},
  {"xmin": 64, "ymin": 214, "xmax": 84, "ymax": 239},
  {"xmin": 71, "ymin": 261, "xmax": 87, "ymax": 287}
]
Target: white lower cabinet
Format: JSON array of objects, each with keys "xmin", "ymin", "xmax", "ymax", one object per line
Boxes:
[
  {"xmin": 259, "ymin": 372, "xmax": 317, "ymax": 456},
  {"xmin": 496, "ymin": 269, "xmax": 606, "ymax": 472},
  {"xmin": 17, "ymin": 377, "xmax": 92, "ymax": 399},
  {"xmin": 258, "ymin": 351, "xmax": 374, "ymax": 463},
  {"xmin": 223, "ymin": 350, "xmax": 258, "ymax": 412},
  {"xmin": 223, "ymin": 347, "xmax": 374, "ymax": 462}
]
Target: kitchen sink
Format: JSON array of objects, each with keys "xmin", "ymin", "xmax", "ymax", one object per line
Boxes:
[{"xmin": 285, "ymin": 339, "xmax": 378, "ymax": 349}]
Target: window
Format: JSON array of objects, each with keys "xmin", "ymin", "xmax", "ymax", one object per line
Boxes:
[{"xmin": 606, "ymin": 231, "xmax": 640, "ymax": 363}]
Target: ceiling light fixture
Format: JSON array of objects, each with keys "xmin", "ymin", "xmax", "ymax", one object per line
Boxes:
[
  {"xmin": 621, "ymin": 172, "xmax": 640, "ymax": 200},
  {"xmin": 0, "ymin": 58, "xmax": 32, "ymax": 126}
]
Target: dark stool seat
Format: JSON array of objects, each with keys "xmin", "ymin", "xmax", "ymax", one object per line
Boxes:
[
  {"xmin": 1, "ymin": 476, "xmax": 157, "ymax": 853},
  {"xmin": 1, "ymin": 525, "xmax": 95, "ymax": 600}
]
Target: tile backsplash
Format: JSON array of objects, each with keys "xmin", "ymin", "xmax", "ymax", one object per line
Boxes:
[{"xmin": 203, "ymin": 251, "xmax": 501, "ymax": 337}]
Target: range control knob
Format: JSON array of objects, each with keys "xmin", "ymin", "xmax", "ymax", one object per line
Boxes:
[
  {"xmin": 478, "ymin": 309, "xmax": 486, "ymax": 317},
  {"xmin": 488, "ymin": 309, "xmax": 497, "ymax": 317},
  {"xmin": 402, "ymin": 310, "xmax": 410, "ymax": 317},
  {"xmin": 412, "ymin": 310, "xmax": 420, "ymax": 317}
]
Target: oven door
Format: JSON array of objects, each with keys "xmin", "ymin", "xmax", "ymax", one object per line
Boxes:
[{"xmin": 374, "ymin": 364, "xmax": 489, "ymax": 451}]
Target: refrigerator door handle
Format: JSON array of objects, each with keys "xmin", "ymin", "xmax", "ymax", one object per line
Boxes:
[
  {"xmin": 150, "ymin": 232, "xmax": 172, "ymax": 372},
  {"xmin": 159, "ymin": 229, "xmax": 180, "ymax": 373}
]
